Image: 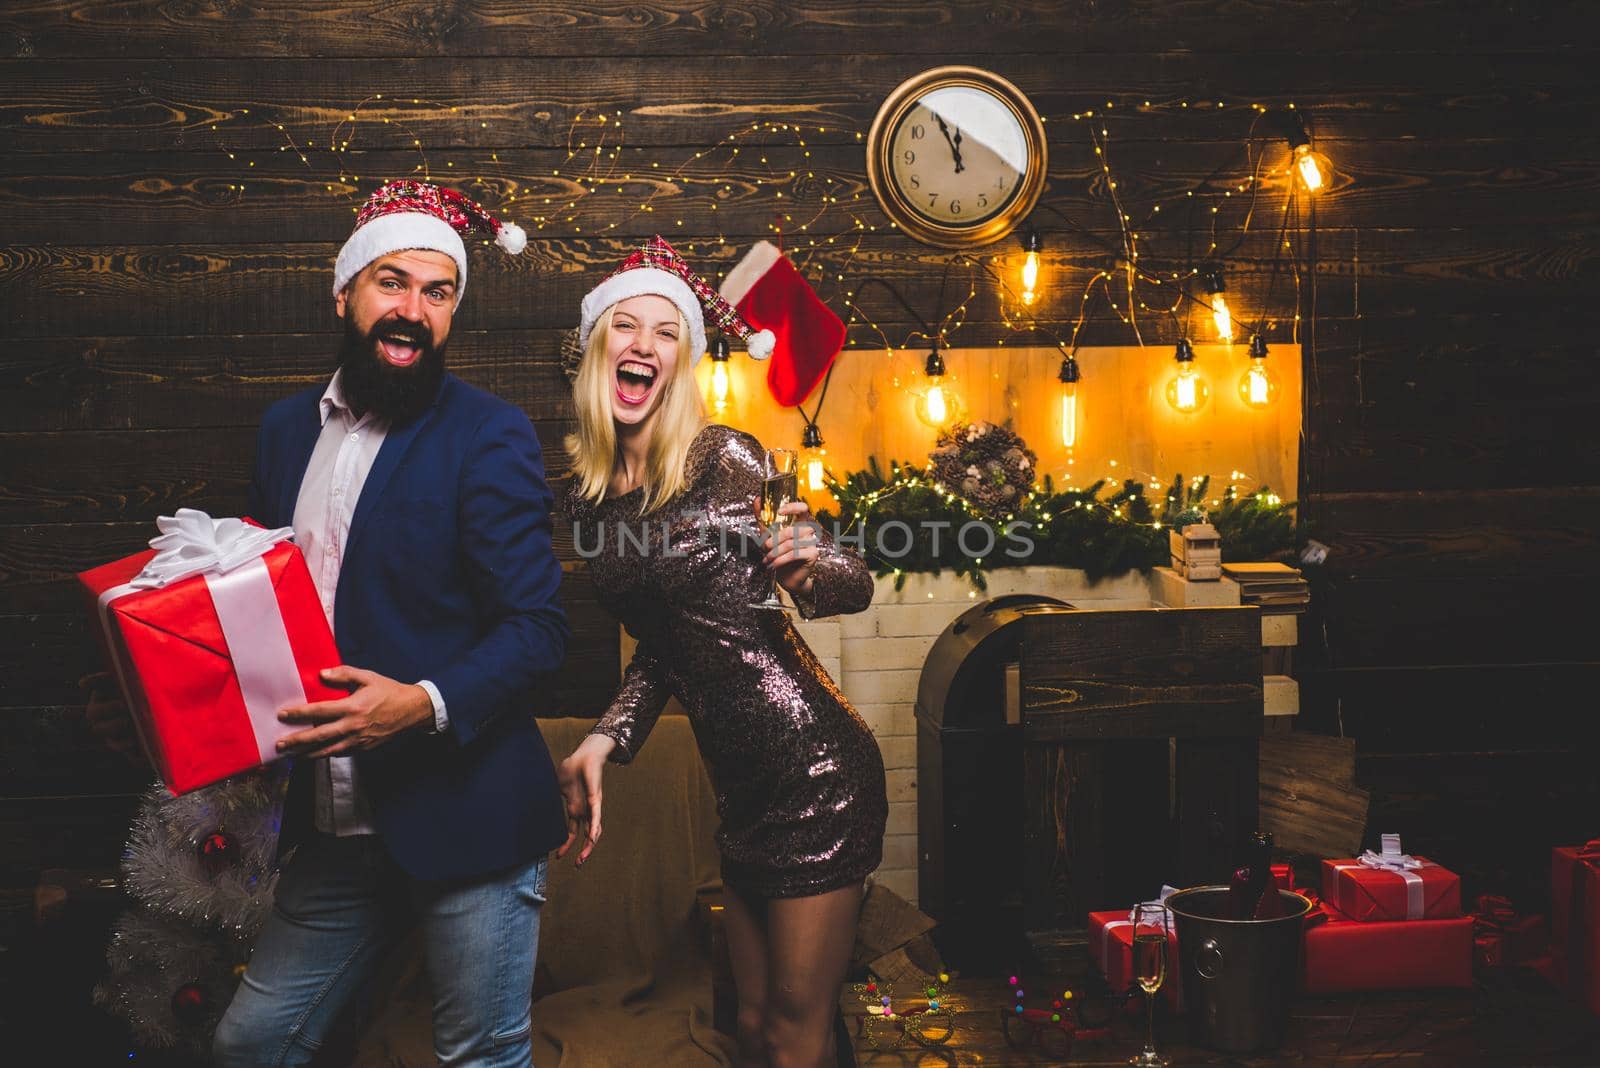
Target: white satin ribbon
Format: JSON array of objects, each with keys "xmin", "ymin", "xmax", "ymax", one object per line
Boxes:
[
  {"xmin": 204, "ymin": 556, "xmax": 304, "ymax": 763},
  {"xmin": 97, "ymin": 510, "xmax": 305, "ymax": 772}
]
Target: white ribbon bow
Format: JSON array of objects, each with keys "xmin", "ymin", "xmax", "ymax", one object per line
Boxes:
[
  {"xmin": 132, "ymin": 508, "xmax": 295, "ymax": 588},
  {"xmin": 1358, "ymin": 833, "xmax": 1423, "ymax": 872},
  {"xmin": 1128, "ymin": 884, "xmax": 1179, "ymax": 925}
]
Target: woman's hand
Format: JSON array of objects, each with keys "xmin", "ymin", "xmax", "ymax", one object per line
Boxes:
[
  {"xmin": 556, "ymin": 733, "xmax": 616, "ymax": 866},
  {"xmin": 764, "ymin": 500, "xmax": 822, "ymax": 598}
]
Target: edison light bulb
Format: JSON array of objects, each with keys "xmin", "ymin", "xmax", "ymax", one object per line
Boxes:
[
  {"xmin": 801, "ymin": 424, "xmax": 828, "ymax": 493},
  {"xmin": 1019, "ymin": 229, "xmax": 1042, "ymax": 306},
  {"xmin": 1239, "ymin": 335, "xmax": 1278, "ymax": 408},
  {"xmin": 709, "ymin": 360, "xmax": 731, "ymax": 413},
  {"xmin": 1164, "ymin": 338, "xmax": 1210, "ymax": 413},
  {"xmin": 1294, "ymin": 143, "xmax": 1325, "ymax": 192},
  {"xmin": 805, "ymin": 454, "xmax": 827, "ymax": 493},
  {"xmin": 916, "ymin": 344, "xmax": 956, "ymax": 427},
  {"xmin": 1211, "ymin": 294, "xmax": 1234, "ymax": 343},
  {"xmin": 1058, "ymin": 354, "xmax": 1081, "ymax": 448},
  {"xmin": 705, "ymin": 335, "xmax": 733, "ymax": 415}
]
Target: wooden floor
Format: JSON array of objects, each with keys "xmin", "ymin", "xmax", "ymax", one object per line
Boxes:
[{"xmin": 842, "ymin": 969, "xmax": 1600, "ymax": 1066}]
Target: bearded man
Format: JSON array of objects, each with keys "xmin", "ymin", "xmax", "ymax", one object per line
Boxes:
[{"xmin": 208, "ymin": 181, "xmax": 568, "ymax": 1068}]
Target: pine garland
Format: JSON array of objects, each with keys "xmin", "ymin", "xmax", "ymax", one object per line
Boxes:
[{"xmin": 818, "ymin": 459, "xmax": 1295, "ymax": 591}]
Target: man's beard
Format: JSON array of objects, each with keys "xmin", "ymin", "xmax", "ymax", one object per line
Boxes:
[{"xmin": 338, "ymin": 315, "xmax": 447, "ymax": 424}]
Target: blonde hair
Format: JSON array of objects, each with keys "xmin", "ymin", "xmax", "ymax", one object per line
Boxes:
[{"xmin": 564, "ymin": 303, "xmax": 706, "ymax": 514}]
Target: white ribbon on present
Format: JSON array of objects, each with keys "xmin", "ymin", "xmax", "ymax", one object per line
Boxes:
[
  {"xmin": 1099, "ymin": 885, "xmax": 1179, "ymax": 963},
  {"xmin": 133, "ymin": 509, "xmax": 295, "ymax": 589},
  {"xmin": 97, "ymin": 509, "xmax": 305, "ymax": 771},
  {"xmin": 1335, "ymin": 834, "xmax": 1431, "ymax": 920}
]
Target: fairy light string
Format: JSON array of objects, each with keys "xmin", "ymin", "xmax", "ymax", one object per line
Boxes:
[{"xmin": 208, "ymin": 93, "xmax": 1314, "ymax": 520}]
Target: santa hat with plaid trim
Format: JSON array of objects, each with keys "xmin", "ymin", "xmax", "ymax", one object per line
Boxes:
[
  {"xmin": 333, "ymin": 180, "xmax": 525, "ymax": 304},
  {"xmin": 578, "ymin": 236, "xmax": 775, "ymax": 366}
]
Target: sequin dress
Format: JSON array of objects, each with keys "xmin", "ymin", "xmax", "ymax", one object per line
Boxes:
[{"xmin": 563, "ymin": 424, "xmax": 888, "ymax": 898}]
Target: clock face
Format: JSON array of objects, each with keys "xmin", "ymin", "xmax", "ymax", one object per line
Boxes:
[{"xmin": 888, "ymin": 86, "xmax": 1030, "ymax": 227}]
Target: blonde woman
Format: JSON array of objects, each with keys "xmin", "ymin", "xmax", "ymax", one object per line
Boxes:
[{"xmin": 557, "ymin": 238, "xmax": 887, "ymax": 1068}]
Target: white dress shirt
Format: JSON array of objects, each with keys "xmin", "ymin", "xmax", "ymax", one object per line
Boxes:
[{"xmin": 293, "ymin": 370, "xmax": 447, "ymax": 836}]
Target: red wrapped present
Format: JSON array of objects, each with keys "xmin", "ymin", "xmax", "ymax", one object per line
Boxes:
[
  {"xmin": 1321, "ymin": 834, "xmax": 1461, "ymax": 922},
  {"xmin": 78, "ymin": 509, "xmax": 343, "ymax": 795},
  {"xmin": 1088, "ymin": 888, "xmax": 1182, "ymax": 1009},
  {"xmin": 1551, "ymin": 841, "xmax": 1600, "ymax": 1014},
  {"xmin": 1302, "ymin": 899, "xmax": 1474, "ymax": 994},
  {"xmin": 1472, "ymin": 894, "xmax": 1547, "ymax": 969}
]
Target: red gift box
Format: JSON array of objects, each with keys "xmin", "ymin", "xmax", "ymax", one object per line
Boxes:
[
  {"xmin": 1321, "ymin": 836, "xmax": 1461, "ymax": 922},
  {"xmin": 1472, "ymin": 895, "xmax": 1547, "ymax": 970},
  {"xmin": 1088, "ymin": 908, "xmax": 1182, "ymax": 1009},
  {"xmin": 1302, "ymin": 902, "xmax": 1474, "ymax": 994},
  {"xmin": 78, "ymin": 511, "xmax": 343, "ymax": 795},
  {"xmin": 1550, "ymin": 842, "xmax": 1600, "ymax": 1014}
]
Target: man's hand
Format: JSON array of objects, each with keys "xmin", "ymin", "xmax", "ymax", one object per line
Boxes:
[
  {"xmin": 276, "ymin": 666, "xmax": 435, "ymax": 759},
  {"xmin": 77, "ymin": 672, "xmax": 148, "ymax": 768}
]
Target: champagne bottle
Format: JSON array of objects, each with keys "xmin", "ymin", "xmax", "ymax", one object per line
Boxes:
[{"xmin": 1227, "ymin": 831, "xmax": 1285, "ymax": 919}]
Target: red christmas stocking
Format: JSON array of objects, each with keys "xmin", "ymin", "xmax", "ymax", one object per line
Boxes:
[{"xmin": 719, "ymin": 241, "xmax": 846, "ymax": 406}]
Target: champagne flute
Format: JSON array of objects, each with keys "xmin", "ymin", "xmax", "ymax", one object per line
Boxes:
[
  {"xmin": 751, "ymin": 448, "xmax": 798, "ymax": 611},
  {"xmin": 1129, "ymin": 902, "xmax": 1170, "ymax": 1067}
]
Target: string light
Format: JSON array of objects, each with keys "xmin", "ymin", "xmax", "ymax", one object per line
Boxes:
[
  {"xmin": 1239, "ymin": 333, "xmax": 1279, "ymax": 409},
  {"xmin": 1165, "ymin": 337, "xmax": 1210, "ymax": 413},
  {"xmin": 208, "ymin": 92, "xmax": 1310, "ymax": 453}
]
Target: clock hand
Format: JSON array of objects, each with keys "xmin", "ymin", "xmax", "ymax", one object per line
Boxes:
[
  {"xmin": 934, "ymin": 115, "xmax": 963, "ymax": 173},
  {"xmin": 952, "ymin": 127, "xmax": 965, "ymax": 174}
]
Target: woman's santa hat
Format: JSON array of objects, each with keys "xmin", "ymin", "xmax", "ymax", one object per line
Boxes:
[
  {"xmin": 578, "ymin": 236, "xmax": 775, "ymax": 366},
  {"xmin": 333, "ymin": 180, "xmax": 526, "ymax": 305}
]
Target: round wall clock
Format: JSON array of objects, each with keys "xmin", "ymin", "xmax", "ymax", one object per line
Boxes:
[{"xmin": 866, "ymin": 66, "xmax": 1048, "ymax": 249}]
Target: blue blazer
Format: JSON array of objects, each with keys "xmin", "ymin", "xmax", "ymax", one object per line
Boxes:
[{"xmin": 248, "ymin": 373, "xmax": 569, "ymax": 880}]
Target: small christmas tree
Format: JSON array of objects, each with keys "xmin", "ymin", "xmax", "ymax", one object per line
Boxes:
[{"xmin": 95, "ymin": 771, "xmax": 285, "ymax": 1056}]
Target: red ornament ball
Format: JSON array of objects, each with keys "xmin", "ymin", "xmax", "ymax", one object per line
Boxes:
[
  {"xmin": 198, "ymin": 831, "xmax": 235, "ymax": 876},
  {"xmin": 171, "ymin": 981, "xmax": 210, "ymax": 1025}
]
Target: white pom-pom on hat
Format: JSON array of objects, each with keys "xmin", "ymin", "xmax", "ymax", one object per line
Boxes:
[
  {"xmin": 496, "ymin": 222, "xmax": 527, "ymax": 255},
  {"xmin": 745, "ymin": 328, "xmax": 776, "ymax": 360}
]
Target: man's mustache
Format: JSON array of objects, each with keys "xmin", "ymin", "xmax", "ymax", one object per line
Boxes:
[{"xmin": 368, "ymin": 317, "xmax": 432, "ymax": 349}]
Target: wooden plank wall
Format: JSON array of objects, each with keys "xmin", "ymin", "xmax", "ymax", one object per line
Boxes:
[{"xmin": 1, "ymin": 2, "xmax": 1595, "ymax": 905}]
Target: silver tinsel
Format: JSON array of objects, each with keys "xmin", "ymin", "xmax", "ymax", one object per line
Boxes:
[
  {"xmin": 99, "ymin": 769, "xmax": 287, "ymax": 1052},
  {"xmin": 94, "ymin": 906, "xmax": 252, "ymax": 1054},
  {"xmin": 121, "ymin": 770, "xmax": 285, "ymax": 937}
]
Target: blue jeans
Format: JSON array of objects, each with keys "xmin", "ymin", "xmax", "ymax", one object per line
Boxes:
[{"xmin": 213, "ymin": 833, "xmax": 547, "ymax": 1067}]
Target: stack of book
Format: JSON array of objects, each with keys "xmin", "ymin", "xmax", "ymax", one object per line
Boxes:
[{"xmin": 1222, "ymin": 562, "xmax": 1310, "ymax": 614}]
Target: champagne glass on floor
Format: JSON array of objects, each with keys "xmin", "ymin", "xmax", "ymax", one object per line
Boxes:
[
  {"xmin": 1129, "ymin": 902, "xmax": 1170, "ymax": 1066},
  {"xmin": 752, "ymin": 448, "xmax": 798, "ymax": 611}
]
